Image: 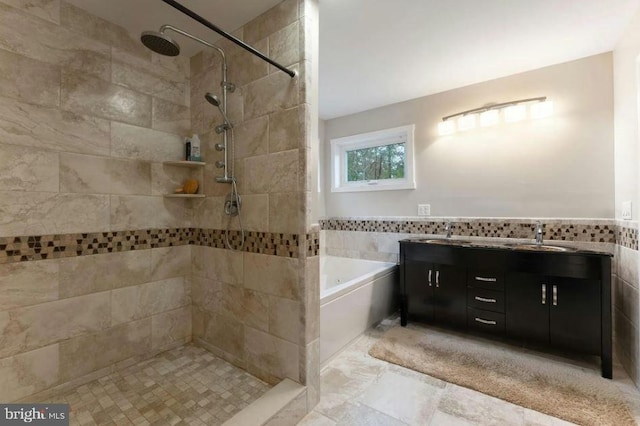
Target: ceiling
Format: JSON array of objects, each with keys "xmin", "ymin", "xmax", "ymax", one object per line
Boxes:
[
  {"xmin": 319, "ymin": 0, "xmax": 640, "ymax": 119},
  {"xmin": 68, "ymin": 0, "xmax": 640, "ymax": 120},
  {"xmin": 65, "ymin": 0, "xmax": 283, "ymax": 56}
]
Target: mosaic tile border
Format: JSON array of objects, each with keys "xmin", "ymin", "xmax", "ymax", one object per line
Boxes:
[
  {"xmin": 618, "ymin": 224, "xmax": 639, "ymax": 251},
  {"xmin": 320, "ymin": 218, "xmax": 638, "ymax": 250},
  {"xmin": 0, "ymin": 219, "xmax": 630, "ymax": 265},
  {"xmin": 194, "ymin": 229, "xmax": 300, "ymax": 257},
  {"xmin": 0, "ymin": 228, "xmax": 320, "ymax": 265}
]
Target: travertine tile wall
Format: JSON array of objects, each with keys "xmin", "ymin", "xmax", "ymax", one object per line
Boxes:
[
  {"xmin": 0, "ymin": 1, "xmax": 193, "ymax": 401},
  {"xmin": 614, "ymin": 220, "xmax": 640, "ymax": 388},
  {"xmin": 189, "ymin": 0, "xmax": 320, "ymax": 416}
]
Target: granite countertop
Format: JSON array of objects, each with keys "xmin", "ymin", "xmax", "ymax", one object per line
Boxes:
[{"xmin": 401, "ymin": 237, "xmax": 613, "ymax": 257}]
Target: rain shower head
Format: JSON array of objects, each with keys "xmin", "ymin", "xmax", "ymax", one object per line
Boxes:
[
  {"xmin": 140, "ymin": 31, "xmax": 180, "ymax": 56},
  {"xmin": 205, "ymin": 92, "xmax": 233, "ymax": 129}
]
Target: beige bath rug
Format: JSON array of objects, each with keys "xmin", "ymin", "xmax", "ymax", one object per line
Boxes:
[{"xmin": 369, "ymin": 326, "xmax": 635, "ymax": 426}]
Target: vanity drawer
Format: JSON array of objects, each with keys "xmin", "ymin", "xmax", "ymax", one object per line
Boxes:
[
  {"xmin": 467, "ymin": 270, "xmax": 504, "ymax": 291},
  {"xmin": 468, "ymin": 308, "xmax": 505, "ymax": 335},
  {"xmin": 467, "ymin": 288, "xmax": 504, "ymax": 313}
]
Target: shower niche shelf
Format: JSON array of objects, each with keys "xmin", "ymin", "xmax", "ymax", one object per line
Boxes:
[
  {"xmin": 163, "ymin": 194, "xmax": 205, "ymax": 198},
  {"xmin": 163, "ymin": 160, "xmax": 206, "ymax": 168},
  {"xmin": 162, "ymin": 161, "xmax": 206, "ymax": 198}
]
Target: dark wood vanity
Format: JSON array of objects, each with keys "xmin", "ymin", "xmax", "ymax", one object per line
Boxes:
[{"xmin": 399, "ymin": 239, "xmax": 613, "ymax": 378}]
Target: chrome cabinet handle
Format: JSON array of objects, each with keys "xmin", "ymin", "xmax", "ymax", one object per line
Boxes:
[
  {"xmin": 475, "ymin": 317, "xmax": 497, "ymax": 325},
  {"xmin": 435, "ymin": 270, "xmax": 440, "ymax": 287},
  {"xmin": 475, "ymin": 276, "xmax": 497, "ymax": 282},
  {"xmin": 542, "ymin": 284, "xmax": 546, "ymax": 305},
  {"xmin": 552, "ymin": 285, "xmax": 558, "ymax": 306},
  {"xmin": 474, "ymin": 296, "xmax": 497, "ymax": 303},
  {"xmin": 428, "ymin": 269, "xmax": 432, "ymax": 286}
]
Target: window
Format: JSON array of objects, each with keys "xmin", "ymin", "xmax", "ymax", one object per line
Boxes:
[{"xmin": 330, "ymin": 125, "xmax": 416, "ymax": 192}]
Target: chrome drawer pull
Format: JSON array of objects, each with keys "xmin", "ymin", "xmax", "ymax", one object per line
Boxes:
[
  {"xmin": 474, "ymin": 317, "xmax": 497, "ymax": 325},
  {"xmin": 475, "ymin": 276, "xmax": 497, "ymax": 282},
  {"xmin": 474, "ymin": 296, "xmax": 497, "ymax": 303},
  {"xmin": 552, "ymin": 285, "xmax": 558, "ymax": 306},
  {"xmin": 542, "ymin": 284, "xmax": 546, "ymax": 305},
  {"xmin": 428, "ymin": 269, "xmax": 432, "ymax": 287},
  {"xmin": 436, "ymin": 270, "xmax": 440, "ymax": 287}
]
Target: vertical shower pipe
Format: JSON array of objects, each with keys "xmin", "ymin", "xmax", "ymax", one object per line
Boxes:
[{"xmin": 221, "ymin": 54, "xmax": 229, "ymax": 182}]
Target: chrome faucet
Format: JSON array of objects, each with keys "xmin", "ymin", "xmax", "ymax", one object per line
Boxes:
[
  {"xmin": 535, "ymin": 221, "xmax": 543, "ymax": 245},
  {"xmin": 445, "ymin": 222, "xmax": 452, "ymax": 239}
]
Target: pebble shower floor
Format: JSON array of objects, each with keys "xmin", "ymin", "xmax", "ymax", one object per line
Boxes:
[{"xmin": 32, "ymin": 345, "xmax": 271, "ymax": 425}]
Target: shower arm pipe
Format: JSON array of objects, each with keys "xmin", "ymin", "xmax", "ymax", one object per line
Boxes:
[
  {"xmin": 161, "ymin": 0, "xmax": 297, "ymax": 78},
  {"xmin": 159, "ymin": 24, "xmax": 232, "ymax": 181},
  {"xmin": 158, "ymin": 24, "xmax": 229, "ymax": 114}
]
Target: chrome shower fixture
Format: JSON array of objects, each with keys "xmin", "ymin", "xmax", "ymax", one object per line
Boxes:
[
  {"xmin": 140, "ymin": 30, "xmax": 180, "ymax": 56},
  {"xmin": 140, "ymin": 25, "xmax": 235, "ymax": 184},
  {"xmin": 159, "ymin": 0, "xmax": 296, "ymax": 78},
  {"xmin": 205, "ymin": 93, "xmax": 234, "ymax": 133}
]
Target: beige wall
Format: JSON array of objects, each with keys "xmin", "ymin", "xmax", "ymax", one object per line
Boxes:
[
  {"xmin": 0, "ymin": 1, "xmax": 193, "ymax": 401},
  {"xmin": 613, "ymin": 8, "xmax": 640, "ymax": 388},
  {"xmin": 323, "ymin": 53, "xmax": 615, "ymax": 218}
]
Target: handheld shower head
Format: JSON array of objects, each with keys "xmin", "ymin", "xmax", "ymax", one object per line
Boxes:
[
  {"xmin": 204, "ymin": 92, "xmax": 221, "ymax": 107},
  {"xmin": 205, "ymin": 92, "xmax": 233, "ymax": 129},
  {"xmin": 140, "ymin": 31, "xmax": 180, "ymax": 56}
]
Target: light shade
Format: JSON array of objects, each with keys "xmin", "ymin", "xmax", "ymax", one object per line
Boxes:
[
  {"xmin": 438, "ymin": 120, "xmax": 456, "ymax": 136},
  {"xmin": 457, "ymin": 114, "xmax": 477, "ymax": 131},
  {"xmin": 530, "ymin": 100, "xmax": 554, "ymax": 119},
  {"xmin": 479, "ymin": 109, "xmax": 500, "ymax": 127},
  {"xmin": 504, "ymin": 104, "xmax": 527, "ymax": 123}
]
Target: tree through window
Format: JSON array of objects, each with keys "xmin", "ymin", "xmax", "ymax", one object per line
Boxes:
[{"xmin": 330, "ymin": 125, "xmax": 415, "ymax": 192}]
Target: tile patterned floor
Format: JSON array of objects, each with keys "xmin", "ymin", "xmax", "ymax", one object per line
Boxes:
[
  {"xmin": 34, "ymin": 344, "xmax": 271, "ymax": 426},
  {"xmin": 300, "ymin": 316, "xmax": 640, "ymax": 426}
]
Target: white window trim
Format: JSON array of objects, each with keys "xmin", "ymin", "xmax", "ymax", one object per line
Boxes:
[{"xmin": 330, "ymin": 124, "xmax": 416, "ymax": 193}]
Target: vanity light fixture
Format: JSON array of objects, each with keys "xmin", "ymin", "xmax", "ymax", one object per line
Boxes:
[
  {"xmin": 438, "ymin": 96, "xmax": 551, "ymax": 136},
  {"xmin": 457, "ymin": 114, "xmax": 476, "ymax": 131},
  {"xmin": 479, "ymin": 109, "xmax": 500, "ymax": 127},
  {"xmin": 504, "ymin": 104, "xmax": 527, "ymax": 123}
]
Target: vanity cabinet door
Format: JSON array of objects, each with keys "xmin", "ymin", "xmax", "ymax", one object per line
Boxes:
[
  {"xmin": 433, "ymin": 264, "xmax": 467, "ymax": 328},
  {"xmin": 506, "ymin": 272, "xmax": 549, "ymax": 344},
  {"xmin": 549, "ymin": 277, "xmax": 601, "ymax": 355},
  {"xmin": 404, "ymin": 260, "xmax": 435, "ymax": 322}
]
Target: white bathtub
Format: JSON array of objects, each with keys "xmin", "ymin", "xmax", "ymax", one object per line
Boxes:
[{"xmin": 320, "ymin": 256, "xmax": 399, "ymax": 364}]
